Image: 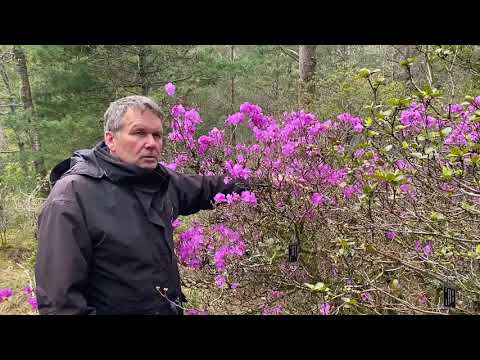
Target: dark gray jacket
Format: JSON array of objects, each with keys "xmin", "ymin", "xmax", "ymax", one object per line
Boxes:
[{"xmin": 35, "ymin": 142, "xmax": 245, "ymax": 315}]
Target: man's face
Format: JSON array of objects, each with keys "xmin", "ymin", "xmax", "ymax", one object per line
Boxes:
[{"xmin": 105, "ymin": 108, "xmax": 163, "ymax": 170}]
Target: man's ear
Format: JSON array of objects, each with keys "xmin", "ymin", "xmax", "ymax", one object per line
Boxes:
[{"xmin": 104, "ymin": 131, "xmax": 116, "ymax": 153}]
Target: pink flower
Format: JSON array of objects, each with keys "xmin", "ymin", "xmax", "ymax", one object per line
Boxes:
[
  {"xmin": 0, "ymin": 288, "xmax": 13, "ymax": 300},
  {"xmin": 417, "ymin": 293, "xmax": 428, "ymax": 305},
  {"xmin": 214, "ymin": 193, "xmax": 227, "ymax": 203},
  {"xmin": 162, "ymin": 161, "xmax": 177, "ymax": 171},
  {"xmin": 352, "ymin": 122, "xmax": 364, "ymax": 133},
  {"xmin": 271, "ymin": 290, "xmax": 284, "ymax": 299},
  {"xmin": 225, "ymin": 161, "xmax": 252, "ymax": 180},
  {"xmin": 230, "ymin": 283, "xmax": 240, "ymax": 289},
  {"xmin": 385, "ymin": 231, "xmax": 397, "ymax": 241},
  {"xmin": 165, "ymin": 82, "xmax": 176, "ymax": 97},
  {"xmin": 226, "ymin": 192, "xmax": 241, "ymax": 204},
  {"xmin": 282, "ymin": 142, "xmax": 296, "ymax": 156},
  {"xmin": 184, "ymin": 109, "xmax": 202, "ymax": 124},
  {"xmin": 240, "ymin": 191, "xmax": 257, "ymax": 205},
  {"xmin": 215, "ymin": 275, "xmax": 227, "ymax": 289},
  {"xmin": 171, "ymin": 104, "xmax": 185, "ymax": 118},
  {"xmin": 415, "ymin": 240, "xmax": 423, "ymax": 252},
  {"xmin": 320, "ymin": 303, "xmax": 331, "ymax": 315},
  {"xmin": 343, "ymin": 184, "xmax": 361, "ymax": 200},
  {"xmin": 311, "ymin": 193, "xmax": 327, "ymax": 207},
  {"xmin": 399, "ymin": 184, "xmax": 410, "ymax": 193},
  {"xmin": 186, "ymin": 308, "xmax": 209, "ymax": 315},
  {"xmin": 27, "ymin": 296, "xmax": 38, "ymax": 311},
  {"xmin": 172, "ymin": 218, "xmax": 182, "ymax": 229},
  {"xmin": 226, "ymin": 112, "xmax": 245, "ymax": 125},
  {"xmin": 396, "ymin": 159, "xmax": 410, "ymax": 171},
  {"xmin": 449, "ymin": 104, "xmax": 463, "ymax": 113},
  {"xmin": 353, "ymin": 149, "xmax": 365, "ymax": 158},
  {"xmin": 361, "ymin": 292, "xmax": 373, "ymax": 302},
  {"xmin": 23, "ymin": 286, "xmax": 33, "ymax": 295},
  {"xmin": 262, "ymin": 305, "xmax": 283, "ymax": 315},
  {"xmin": 423, "ymin": 244, "xmax": 433, "ymax": 257}
]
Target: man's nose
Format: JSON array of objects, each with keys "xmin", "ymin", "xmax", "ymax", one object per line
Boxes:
[{"xmin": 144, "ymin": 134, "xmax": 157, "ymax": 148}]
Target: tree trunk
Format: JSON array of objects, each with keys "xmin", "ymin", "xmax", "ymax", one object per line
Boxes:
[
  {"xmin": 230, "ymin": 45, "xmax": 235, "ymax": 114},
  {"xmin": 299, "ymin": 45, "xmax": 317, "ymax": 112},
  {"xmin": 138, "ymin": 46, "xmax": 150, "ymax": 96},
  {"xmin": 0, "ymin": 61, "xmax": 29, "ymax": 172},
  {"xmin": 12, "ymin": 46, "xmax": 47, "ymax": 181}
]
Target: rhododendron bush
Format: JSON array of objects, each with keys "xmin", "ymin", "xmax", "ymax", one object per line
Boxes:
[{"xmin": 163, "ymin": 84, "xmax": 480, "ymax": 315}]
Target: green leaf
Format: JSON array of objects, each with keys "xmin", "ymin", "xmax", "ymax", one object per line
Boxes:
[
  {"xmin": 391, "ymin": 279, "xmax": 399, "ymax": 289},
  {"xmin": 442, "ymin": 166, "xmax": 453, "ymax": 180},
  {"xmin": 364, "ymin": 117, "xmax": 373, "ymax": 127},
  {"xmin": 363, "ymin": 183, "xmax": 378, "ymax": 195},
  {"xmin": 431, "ymin": 211, "xmax": 445, "ymax": 221},
  {"xmin": 386, "ymin": 98, "xmax": 400, "ymax": 107},
  {"xmin": 476, "ymin": 244, "xmax": 480, "ymax": 254},
  {"xmin": 313, "ymin": 282, "xmax": 325, "ymax": 291},
  {"xmin": 454, "ymin": 169, "xmax": 464, "ymax": 177},
  {"xmin": 440, "ymin": 127, "xmax": 452, "ymax": 137},
  {"xmin": 304, "ymin": 283, "xmax": 316, "ymax": 290},
  {"xmin": 431, "ymin": 88, "xmax": 442, "ymax": 97},
  {"xmin": 471, "ymin": 155, "xmax": 480, "ymax": 165},
  {"xmin": 399, "ymin": 98, "xmax": 412, "ymax": 107},
  {"xmin": 384, "ymin": 145, "xmax": 393, "ymax": 152},
  {"xmin": 304, "ymin": 282, "xmax": 326, "ymax": 291},
  {"xmin": 358, "ymin": 68, "xmax": 370, "ymax": 79},
  {"xmin": 448, "ymin": 147, "xmax": 467, "ymax": 159},
  {"xmin": 411, "ymin": 152, "xmax": 426, "ymax": 159},
  {"xmin": 400, "ymin": 57, "xmax": 415, "ymax": 67},
  {"xmin": 381, "ymin": 109, "xmax": 393, "ymax": 117},
  {"xmin": 402, "ymin": 141, "xmax": 409, "ymax": 149}
]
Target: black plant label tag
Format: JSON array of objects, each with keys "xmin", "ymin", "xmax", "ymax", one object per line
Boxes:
[
  {"xmin": 443, "ymin": 286, "xmax": 456, "ymax": 308},
  {"xmin": 288, "ymin": 243, "xmax": 299, "ymax": 262}
]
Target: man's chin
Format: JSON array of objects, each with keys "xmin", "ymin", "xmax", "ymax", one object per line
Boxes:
[{"xmin": 138, "ymin": 160, "xmax": 159, "ymax": 170}]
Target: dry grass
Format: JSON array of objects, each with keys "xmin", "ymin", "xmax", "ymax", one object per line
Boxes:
[{"xmin": 0, "ymin": 230, "xmax": 37, "ymax": 315}]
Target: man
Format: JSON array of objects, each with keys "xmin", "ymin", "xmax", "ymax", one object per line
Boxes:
[{"xmin": 35, "ymin": 96, "xmax": 245, "ymax": 315}]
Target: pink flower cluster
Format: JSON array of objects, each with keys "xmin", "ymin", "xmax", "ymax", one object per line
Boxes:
[
  {"xmin": 177, "ymin": 225, "xmax": 206, "ymax": 269},
  {"xmin": 0, "ymin": 288, "xmax": 13, "ymax": 303},
  {"xmin": 198, "ymin": 128, "xmax": 225, "ymax": 155},
  {"xmin": 212, "ymin": 224, "xmax": 246, "ymax": 273},
  {"xmin": 337, "ymin": 113, "xmax": 364, "ymax": 133},
  {"xmin": 168, "ymin": 105, "xmax": 203, "ymax": 149},
  {"xmin": 262, "ymin": 305, "xmax": 283, "ymax": 315},
  {"xmin": 165, "ymin": 82, "xmax": 176, "ymax": 97},
  {"xmin": 225, "ymin": 160, "xmax": 252, "ymax": 180},
  {"xmin": 0, "ymin": 287, "xmax": 38, "ymax": 311},
  {"xmin": 214, "ymin": 191, "xmax": 257, "ymax": 205},
  {"xmin": 415, "ymin": 241, "xmax": 433, "ymax": 258},
  {"xmin": 185, "ymin": 308, "xmax": 209, "ymax": 315}
]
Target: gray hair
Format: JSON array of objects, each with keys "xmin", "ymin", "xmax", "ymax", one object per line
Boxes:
[{"xmin": 103, "ymin": 95, "xmax": 163, "ymax": 133}]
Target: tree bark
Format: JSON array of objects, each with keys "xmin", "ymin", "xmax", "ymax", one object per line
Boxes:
[
  {"xmin": 0, "ymin": 61, "xmax": 28, "ymax": 172},
  {"xmin": 12, "ymin": 46, "xmax": 46, "ymax": 180},
  {"xmin": 299, "ymin": 45, "xmax": 317, "ymax": 112},
  {"xmin": 137, "ymin": 46, "xmax": 150, "ymax": 96},
  {"xmin": 230, "ymin": 45, "xmax": 235, "ymax": 114}
]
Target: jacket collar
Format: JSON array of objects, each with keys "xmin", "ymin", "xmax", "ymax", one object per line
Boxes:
[{"xmin": 50, "ymin": 141, "xmax": 170, "ymax": 190}]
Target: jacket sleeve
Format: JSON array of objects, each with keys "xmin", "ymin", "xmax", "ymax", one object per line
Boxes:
[
  {"xmin": 172, "ymin": 174, "xmax": 248, "ymax": 216},
  {"xmin": 35, "ymin": 198, "xmax": 96, "ymax": 315}
]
